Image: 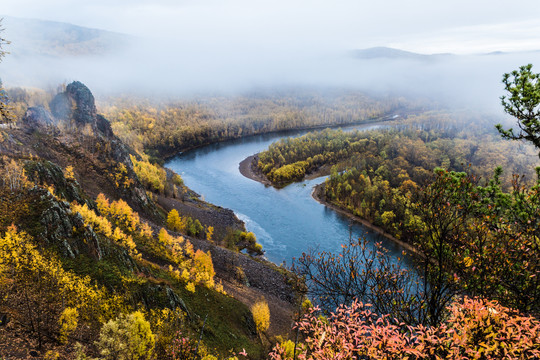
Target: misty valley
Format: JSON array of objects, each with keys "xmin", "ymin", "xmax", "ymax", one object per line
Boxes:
[{"xmin": 0, "ymin": 13, "xmax": 539, "ymax": 360}]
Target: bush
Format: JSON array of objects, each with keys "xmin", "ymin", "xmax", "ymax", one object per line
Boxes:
[
  {"xmin": 168, "ymin": 331, "xmax": 198, "ymax": 360},
  {"xmin": 251, "ymin": 299, "xmax": 270, "ymax": 334},
  {"xmin": 269, "ymin": 297, "xmax": 540, "ymax": 360},
  {"xmin": 58, "ymin": 307, "xmax": 78, "ymax": 344},
  {"xmin": 96, "ymin": 311, "xmax": 155, "ymax": 360}
]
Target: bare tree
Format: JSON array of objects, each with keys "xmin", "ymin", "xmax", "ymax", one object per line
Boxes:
[
  {"xmin": 293, "ymin": 237, "xmax": 439, "ymax": 326},
  {"xmin": 0, "ymin": 18, "xmax": 11, "ymax": 121}
]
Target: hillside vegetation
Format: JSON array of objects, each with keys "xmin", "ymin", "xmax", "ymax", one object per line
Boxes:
[
  {"xmin": 0, "ymin": 81, "xmax": 297, "ymax": 359},
  {"xmin": 96, "ymin": 90, "xmax": 414, "ymax": 160},
  {"xmin": 251, "ymin": 67, "xmax": 540, "ymax": 358},
  {"xmin": 2, "ymin": 80, "xmax": 539, "ymax": 359}
]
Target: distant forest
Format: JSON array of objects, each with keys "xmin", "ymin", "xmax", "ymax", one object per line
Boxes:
[{"xmin": 256, "ymin": 111, "xmax": 540, "ymax": 235}]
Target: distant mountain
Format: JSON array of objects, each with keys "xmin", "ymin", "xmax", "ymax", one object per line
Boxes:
[
  {"xmin": 351, "ymin": 46, "xmax": 540, "ymax": 61},
  {"xmin": 0, "ymin": 16, "xmax": 132, "ymax": 58},
  {"xmin": 350, "ymin": 47, "xmax": 453, "ymax": 61},
  {"xmin": 483, "ymin": 49, "xmax": 540, "ymax": 56}
]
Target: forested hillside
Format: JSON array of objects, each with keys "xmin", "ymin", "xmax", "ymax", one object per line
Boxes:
[
  {"xmin": 4, "ymin": 86, "xmax": 418, "ymax": 162},
  {"xmin": 0, "ymin": 81, "xmax": 298, "ymax": 359},
  {"xmin": 2, "ymin": 79, "xmax": 539, "ymax": 360},
  {"xmin": 255, "ymin": 112, "xmax": 540, "ymax": 240}
]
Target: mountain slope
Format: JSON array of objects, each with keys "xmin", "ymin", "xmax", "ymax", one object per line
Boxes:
[
  {"xmin": 350, "ymin": 46, "xmax": 454, "ymax": 61},
  {"xmin": 0, "ymin": 81, "xmax": 296, "ymax": 359},
  {"xmin": 0, "ymin": 16, "xmax": 132, "ymax": 58}
]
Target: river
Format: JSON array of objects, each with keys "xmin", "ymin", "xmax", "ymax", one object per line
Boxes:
[{"xmin": 165, "ymin": 123, "xmax": 412, "ymax": 267}]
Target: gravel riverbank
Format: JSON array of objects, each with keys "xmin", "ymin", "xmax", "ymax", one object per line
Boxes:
[{"xmin": 238, "ymin": 154, "xmax": 273, "ymax": 186}]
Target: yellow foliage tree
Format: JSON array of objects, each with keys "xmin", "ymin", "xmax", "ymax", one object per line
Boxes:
[
  {"xmin": 96, "ymin": 311, "xmax": 155, "ymax": 360},
  {"xmin": 72, "ymin": 202, "xmax": 113, "ymax": 237},
  {"xmin": 58, "ymin": 307, "xmax": 79, "ymax": 344},
  {"xmin": 64, "ymin": 165, "xmax": 76, "ymax": 181},
  {"xmin": 158, "ymin": 227, "xmax": 172, "ymax": 246},
  {"xmin": 167, "ymin": 209, "xmax": 183, "ymax": 232},
  {"xmin": 108, "ymin": 163, "xmax": 133, "ymax": 189},
  {"xmin": 251, "ymin": 298, "xmax": 270, "ymax": 334},
  {"xmin": 95, "ymin": 194, "xmax": 143, "ymax": 234},
  {"xmin": 109, "ymin": 198, "xmax": 140, "ymax": 232},
  {"xmin": 0, "ymin": 226, "xmax": 117, "ymax": 347},
  {"xmin": 130, "ymin": 154, "xmax": 166, "ymax": 193},
  {"xmin": 206, "ymin": 226, "xmax": 214, "ymax": 242},
  {"xmin": 96, "ymin": 193, "xmax": 111, "ymax": 216},
  {"xmin": 112, "ymin": 227, "xmax": 137, "ymax": 255},
  {"xmin": 0, "ymin": 157, "xmax": 29, "ymax": 191},
  {"xmin": 192, "ymin": 250, "xmax": 215, "ymax": 288},
  {"xmin": 72, "ymin": 202, "xmax": 137, "ymax": 255}
]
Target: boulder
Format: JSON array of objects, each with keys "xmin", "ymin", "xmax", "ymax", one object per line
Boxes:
[
  {"xmin": 49, "ymin": 92, "xmax": 73, "ymax": 121},
  {"xmin": 22, "ymin": 106, "xmax": 58, "ymax": 129},
  {"xmin": 96, "ymin": 114, "xmax": 114, "ymax": 138}
]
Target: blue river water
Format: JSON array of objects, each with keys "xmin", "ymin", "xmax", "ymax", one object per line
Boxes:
[{"xmin": 165, "ymin": 124, "xmax": 411, "ymax": 266}]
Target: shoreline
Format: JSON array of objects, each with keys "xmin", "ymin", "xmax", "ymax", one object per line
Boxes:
[
  {"xmin": 310, "ymin": 184, "xmax": 421, "ymax": 257},
  {"xmin": 163, "ymin": 116, "xmax": 399, "ymax": 161},
  {"xmin": 238, "ymin": 154, "xmax": 273, "ymax": 186},
  {"xmin": 239, "ymin": 154, "xmax": 420, "ymax": 256}
]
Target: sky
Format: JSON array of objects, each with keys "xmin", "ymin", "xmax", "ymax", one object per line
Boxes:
[
  {"xmin": 2, "ymin": 0, "xmax": 540, "ymax": 54},
  {"xmin": 1, "ymin": 0, "xmax": 540, "ymax": 108}
]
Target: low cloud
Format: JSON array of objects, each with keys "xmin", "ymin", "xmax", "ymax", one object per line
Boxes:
[{"xmin": 1, "ymin": 3, "xmax": 540, "ymax": 114}]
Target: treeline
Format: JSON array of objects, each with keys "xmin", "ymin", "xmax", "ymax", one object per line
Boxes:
[
  {"xmin": 255, "ymin": 109, "xmax": 540, "ymax": 322},
  {"xmin": 257, "ymin": 111, "xmax": 539, "ymax": 189},
  {"xmin": 321, "ymin": 129, "xmax": 539, "ymax": 239},
  {"xmin": 97, "ymin": 89, "xmax": 408, "ymax": 158},
  {"xmin": 256, "ymin": 118, "xmax": 539, "ymax": 242},
  {"xmin": 4, "ymin": 86, "xmax": 417, "ymax": 160}
]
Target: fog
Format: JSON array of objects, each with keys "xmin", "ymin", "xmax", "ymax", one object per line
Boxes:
[{"xmin": 1, "ymin": 0, "xmax": 540, "ymax": 113}]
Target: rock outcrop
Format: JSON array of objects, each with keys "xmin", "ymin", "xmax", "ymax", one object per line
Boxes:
[
  {"xmin": 22, "ymin": 106, "xmax": 58, "ymax": 130},
  {"xmin": 65, "ymin": 81, "xmax": 98, "ymax": 125},
  {"xmin": 48, "ymin": 81, "xmax": 114, "ymax": 138},
  {"xmin": 49, "ymin": 81, "xmax": 97, "ymax": 125},
  {"xmin": 49, "ymin": 91, "xmax": 73, "ymax": 121},
  {"xmin": 30, "ymin": 186, "xmax": 103, "ymax": 260}
]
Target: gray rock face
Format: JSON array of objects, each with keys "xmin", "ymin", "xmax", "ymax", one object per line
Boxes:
[
  {"xmin": 49, "ymin": 81, "xmax": 99, "ymax": 127},
  {"xmin": 22, "ymin": 106, "xmax": 58, "ymax": 129},
  {"xmin": 25, "ymin": 160, "xmax": 88, "ymax": 204},
  {"xmin": 96, "ymin": 114, "xmax": 114, "ymax": 138},
  {"xmin": 49, "ymin": 92, "xmax": 73, "ymax": 121},
  {"xmin": 32, "ymin": 186, "xmax": 103, "ymax": 260},
  {"xmin": 66, "ymin": 81, "xmax": 97, "ymax": 125},
  {"xmin": 165, "ymin": 287, "xmax": 190, "ymax": 315}
]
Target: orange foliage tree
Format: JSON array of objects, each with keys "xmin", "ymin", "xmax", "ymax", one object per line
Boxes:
[{"xmin": 269, "ymin": 297, "xmax": 540, "ymax": 360}]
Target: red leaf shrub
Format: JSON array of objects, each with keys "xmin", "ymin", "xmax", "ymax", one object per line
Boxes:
[{"xmin": 269, "ymin": 297, "xmax": 540, "ymax": 359}]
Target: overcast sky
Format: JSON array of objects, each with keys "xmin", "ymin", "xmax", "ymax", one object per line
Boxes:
[
  {"xmin": 3, "ymin": 0, "xmax": 540, "ymax": 54},
  {"xmin": 1, "ymin": 0, "xmax": 540, "ymax": 107}
]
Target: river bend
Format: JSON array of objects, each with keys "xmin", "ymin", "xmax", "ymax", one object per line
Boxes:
[{"xmin": 165, "ymin": 124, "xmax": 410, "ymax": 266}]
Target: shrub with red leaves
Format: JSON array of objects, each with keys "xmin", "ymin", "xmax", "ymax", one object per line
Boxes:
[{"xmin": 269, "ymin": 297, "xmax": 540, "ymax": 360}]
